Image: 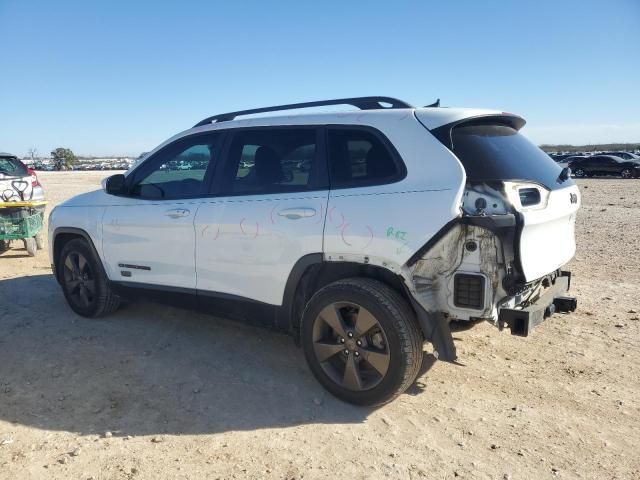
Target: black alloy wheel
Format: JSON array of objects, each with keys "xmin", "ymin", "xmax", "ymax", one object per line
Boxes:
[{"xmin": 312, "ymin": 301, "xmax": 391, "ymax": 391}]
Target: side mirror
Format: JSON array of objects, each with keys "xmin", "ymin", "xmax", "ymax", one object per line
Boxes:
[{"xmin": 104, "ymin": 174, "xmax": 127, "ymax": 195}]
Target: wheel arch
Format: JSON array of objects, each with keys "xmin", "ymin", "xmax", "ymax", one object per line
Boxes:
[
  {"xmin": 52, "ymin": 227, "xmax": 102, "ymax": 284},
  {"xmin": 279, "ymin": 255, "xmax": 417, "ymax": 342}
]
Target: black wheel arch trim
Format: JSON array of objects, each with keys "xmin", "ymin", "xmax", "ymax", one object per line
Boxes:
[
  {"xmin": 52, "ymin": 227, "xmax": 104, "ymax": 285},
  {"xmin": 277, "ymin": 253, "xmax": 324, "ymax": 333}
]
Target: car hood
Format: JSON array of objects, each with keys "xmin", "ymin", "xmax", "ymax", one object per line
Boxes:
[{"xmin": 58, "ymin": 189, "xmax": 125, "ymax": 207}]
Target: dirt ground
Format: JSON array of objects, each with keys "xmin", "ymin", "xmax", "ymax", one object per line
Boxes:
[{"xmin": 0, "ymin": 171, "xmax": 638, "ymax": 480}]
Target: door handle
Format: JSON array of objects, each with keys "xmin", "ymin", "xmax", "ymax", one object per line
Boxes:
[
  {"xmin": 277, "ymin": 207, "xmax": 316, "ymax": 220},
  {"xmin": 164, "ymin": 208, "xmax": 191, "ymax": 218}
]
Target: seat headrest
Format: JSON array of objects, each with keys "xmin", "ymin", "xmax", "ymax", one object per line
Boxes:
[{"xmin": 254, "ymin": 146, "xmax": 283, "ymax": 184}]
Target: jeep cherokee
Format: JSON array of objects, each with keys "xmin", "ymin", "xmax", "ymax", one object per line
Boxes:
[{"xmin": 48, "ymin": 97, "xmax": 580, "ymax": 405}]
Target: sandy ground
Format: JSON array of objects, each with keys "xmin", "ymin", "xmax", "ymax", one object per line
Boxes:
[{"xmin": 0, "ymin": 171, "xmax": 639, "ymax": 480}]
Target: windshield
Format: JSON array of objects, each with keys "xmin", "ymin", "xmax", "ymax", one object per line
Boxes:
[
  {"xmin": 0, "ymin": 156, "xmax": 28, "ymax": 177},
  {"xmin": 450, "ymin": 124, "xmax": 572, "ymax": 189}
]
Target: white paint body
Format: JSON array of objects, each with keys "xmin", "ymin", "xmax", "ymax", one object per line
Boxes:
[{"xmin": 48, "ymin": 106, "xmax": 579, "ymax": 319}]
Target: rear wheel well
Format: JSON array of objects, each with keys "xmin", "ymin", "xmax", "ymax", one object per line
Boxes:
[{"xmin": 288, "ymin": 261, "xmax": 416, "ymax": 341}]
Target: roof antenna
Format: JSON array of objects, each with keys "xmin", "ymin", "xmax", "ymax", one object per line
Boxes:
[{"xmin": 424, "ymin": 98, "xmax": 440, "ymax": 108}]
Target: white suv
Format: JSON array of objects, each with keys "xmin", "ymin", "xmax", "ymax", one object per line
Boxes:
[{"xmin": 48, "ymin": 97, "xmax": 580, "ymax": 405}]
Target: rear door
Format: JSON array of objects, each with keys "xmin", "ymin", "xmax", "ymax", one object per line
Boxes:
[
  {"xmin": 446, "ymin": 122, "xmax": 580, "ymax": 281},
  {"xmin": 101, "ymin": 132, "xmax": 223, "ymax": 289},
  {"xmin": 194, "ymin": 127, "xmax": 328, "ymax": 316}
]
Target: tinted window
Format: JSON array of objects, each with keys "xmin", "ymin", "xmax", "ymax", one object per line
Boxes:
[
  {"xmin": 222, "ymin": 129, "xmax": 318, "ymax": 195},
  {"xmin": 0, "ymin": 156, "xmax": 28, "ymax": 177},
  {"xmin": 131, "ymin": 133, "xmax": 221, "ymax": 199},
  {"xmin": 328, "ymin": 129, "xmax": 401, "ymax": 187},
  {"xmin": 451, "ymin": 124, "xmax": 571, "ymax": 189}
]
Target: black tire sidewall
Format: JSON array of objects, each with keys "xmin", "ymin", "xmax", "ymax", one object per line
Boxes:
[
  {"xmin": 59, "ymin": 239, "xmax": 108, "ymax": 317},
  {"xmin": 301, "ymin": 280, "xmax": 418, "ymax": 405}
]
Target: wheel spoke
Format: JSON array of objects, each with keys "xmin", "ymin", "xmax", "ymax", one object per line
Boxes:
[
  {"xmin": 77, "ymin": 254, "xmax": 87, "ymax": 273},
  {"xmin": 83, "ymin": 279, "xmax": 96, "ymax": 295},
  {"xmin": 66, "ymin": 279, "xmax": 81, "ymax": 292},
  {"xmin": 79, "ymin": 285, "xmax": 90, "ymax": 307},
  {"xmin": 354, "ymin": 307, "xmax": 378, "ymax": 337},
  {"xmin": 70, "ymin": 254, "xmax": 81, "ymax": 276},
  {"xmin": 64, "ymin": 255, "xmax": 74, "ymax": 273},
  {"xmin": 313, "ymin": 341, "xmax": 345, "ymax": 362},
  {"xmin": 318, "ymin": 304, "xmax": 348, "ymax": 338},
  {"xmin": 342, "ymin": 354, "xmax": 363, "ymax": 390},
  {"xmin": 359, "ymin": 347, "xmax": 390, "ymax": 376}
]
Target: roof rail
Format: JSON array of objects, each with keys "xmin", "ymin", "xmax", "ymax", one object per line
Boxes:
[{"xmin": 193, "ymin": 96, "xmax": 414, "ymax": 128}]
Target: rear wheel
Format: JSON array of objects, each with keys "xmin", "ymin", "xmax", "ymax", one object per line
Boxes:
[
  {"xmin": 301, "ymin": 278, "xmax": 423, "ymax": 406},
  {"xmin": 0, "ymin": 240, "xmax": 10, "ymax": 253},
  {"xmin": 59, "ymin": 238, "xmax": 120, "ymax": 317},
  {"xmin": 35, "ymin": 232, "xmax": 45, "ymax": 250},
  {"xmin": 573, "ymin": 167, "xmax": 586, "ymax": 178},
  {"xmin": 24, "ymin": 237, "xmax": 37, "ymax": 257},
  {"xmin": 621, "ymin": 168, "xmax": 633, "ymax": 179}
]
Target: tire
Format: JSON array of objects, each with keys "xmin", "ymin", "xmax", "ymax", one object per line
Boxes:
[
  {"xmin": 0, "ymin": 240, "xmax": 10, "ymax": 253},
  {"xmin": 573, "ymin": 168, "xmax": 586, "ymax": 178},
  {"xmin": 621, "ymin": 168, "xmax": 632, "ymax": 179},
  {"xmin": 301, "ymin": 278, "xmax": 423, "ymax": 406},
  {"xmin": 24, "ymin": 237, "xmax": 37, "ymax": 257},
  {"xmin": 59, "ymin": 238, "xmax": 120, "ymax": 317},
  {"xmin": 35, "ymin": 232, "xmax": 45, "ymax": 250}
]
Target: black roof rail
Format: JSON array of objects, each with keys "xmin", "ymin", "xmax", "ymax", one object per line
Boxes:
[{"xmin": 193, "ymin": 96, "xmax": 414, "ymax": 128}]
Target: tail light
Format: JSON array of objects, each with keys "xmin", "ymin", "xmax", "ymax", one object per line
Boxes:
[{"xmin": 27, "ymin": 167, "xmax": 40, "ymax": 187}]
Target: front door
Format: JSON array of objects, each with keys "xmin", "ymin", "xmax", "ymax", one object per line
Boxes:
[{"xmin": 102, "ymin": 131, "xmax": 223, "ymax": 290}]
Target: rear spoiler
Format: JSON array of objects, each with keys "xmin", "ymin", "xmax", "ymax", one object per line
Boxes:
[{"xmin": 426, "ymin": 113, "xmax": 526, "ymax": 151}]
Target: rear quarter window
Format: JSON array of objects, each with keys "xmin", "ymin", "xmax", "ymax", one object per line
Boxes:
[
  {"xmin": 450, "ymin": 124, "xmax": 571, "ymax": 189},
  {"xmin": 327, "ymin": 127, "xmax": 406, "ymax": 189}
]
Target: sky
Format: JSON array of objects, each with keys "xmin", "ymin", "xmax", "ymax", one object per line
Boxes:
[{"xmin": 1, "ymin": 0, "xmax": 639, "ymax": 157}]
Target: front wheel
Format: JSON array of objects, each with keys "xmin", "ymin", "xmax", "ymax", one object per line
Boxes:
[
  {"xmin": 573, "ymin": 167, "xmax": 586, "ymax": 178},
  {"xmin": 301, "ymin": 278, "xmax": 424, "ymax": 406},
  {"xmin": 621, "ymin": 168, "xmax": 633, "ymax": 179},
  {"xmin": 59, "ymin": 238, "xmax": 120, "ymax": 317}
]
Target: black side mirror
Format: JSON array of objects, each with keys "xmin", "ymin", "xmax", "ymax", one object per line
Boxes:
[{"xmin": 104, "ymin": 174, "xmax": 127, "ymax": 195}]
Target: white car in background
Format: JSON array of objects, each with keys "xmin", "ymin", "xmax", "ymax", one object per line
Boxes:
[
  {"xmin": 0, "ymin": 153, "xmax": 45, "ymax": 202},
  {"xmin": 48, "ymin": 97, "xmax": 580, "ymax": 405}
]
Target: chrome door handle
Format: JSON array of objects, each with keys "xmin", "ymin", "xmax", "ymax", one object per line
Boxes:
[
  {"xmin": 277, "ymin": 207, "xmax": 316, "ymax": 220},
  {"xmin": 164, "ymin": 208, "xmax": 191, "ymax": 218}
]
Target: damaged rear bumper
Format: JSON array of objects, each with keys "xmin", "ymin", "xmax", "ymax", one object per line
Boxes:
[{"xmin": 498, "ymin": 271, "xmax": 576, "ymax": 336}]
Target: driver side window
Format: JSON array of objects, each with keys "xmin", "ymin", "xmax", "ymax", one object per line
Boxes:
[{"xmin": 132, "ymin": 133, "xmax": 221, "ymax": 199}]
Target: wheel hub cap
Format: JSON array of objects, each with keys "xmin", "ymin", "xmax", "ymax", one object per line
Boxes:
[{"xmin": 311, "ymin": 302, "xmax": 391, "ymax": 391}]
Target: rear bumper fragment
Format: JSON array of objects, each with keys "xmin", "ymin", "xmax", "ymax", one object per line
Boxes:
[{"xmin": 499, "ymin": 271, "xmax": 576, "ymax": 336}]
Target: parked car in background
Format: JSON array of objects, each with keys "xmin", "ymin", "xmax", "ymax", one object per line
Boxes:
[
  {"xmin": 569, "ymin": 154, "xmax": 640, "ymax": 178},
  {"xmin": 605, "ymin": 151, "xmax": 639, "ymax": 161},
  {"xmin": 0, "ymin": 153, "xmax": 45, "ymax": 202}
]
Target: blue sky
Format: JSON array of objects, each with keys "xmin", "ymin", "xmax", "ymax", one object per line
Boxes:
[{"xmin": 1, "ymin": 0, "xmax": 639, "ymax": 156}]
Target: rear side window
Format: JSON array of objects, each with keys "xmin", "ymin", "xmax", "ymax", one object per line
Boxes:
[
  {"xmin": 450, "ymin": 124, "xmax": 571, "ymax": 189},
  {"xmin": 221, "ymin": 128, "xmax": 320, "ymax": 195},
  {"xmin": 0, "ymin": 156, "xmax": 28, "ymax": 177},
  {"xmin": 327, "ymin": 128, "xmax": 403, "ymax": 188}
]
